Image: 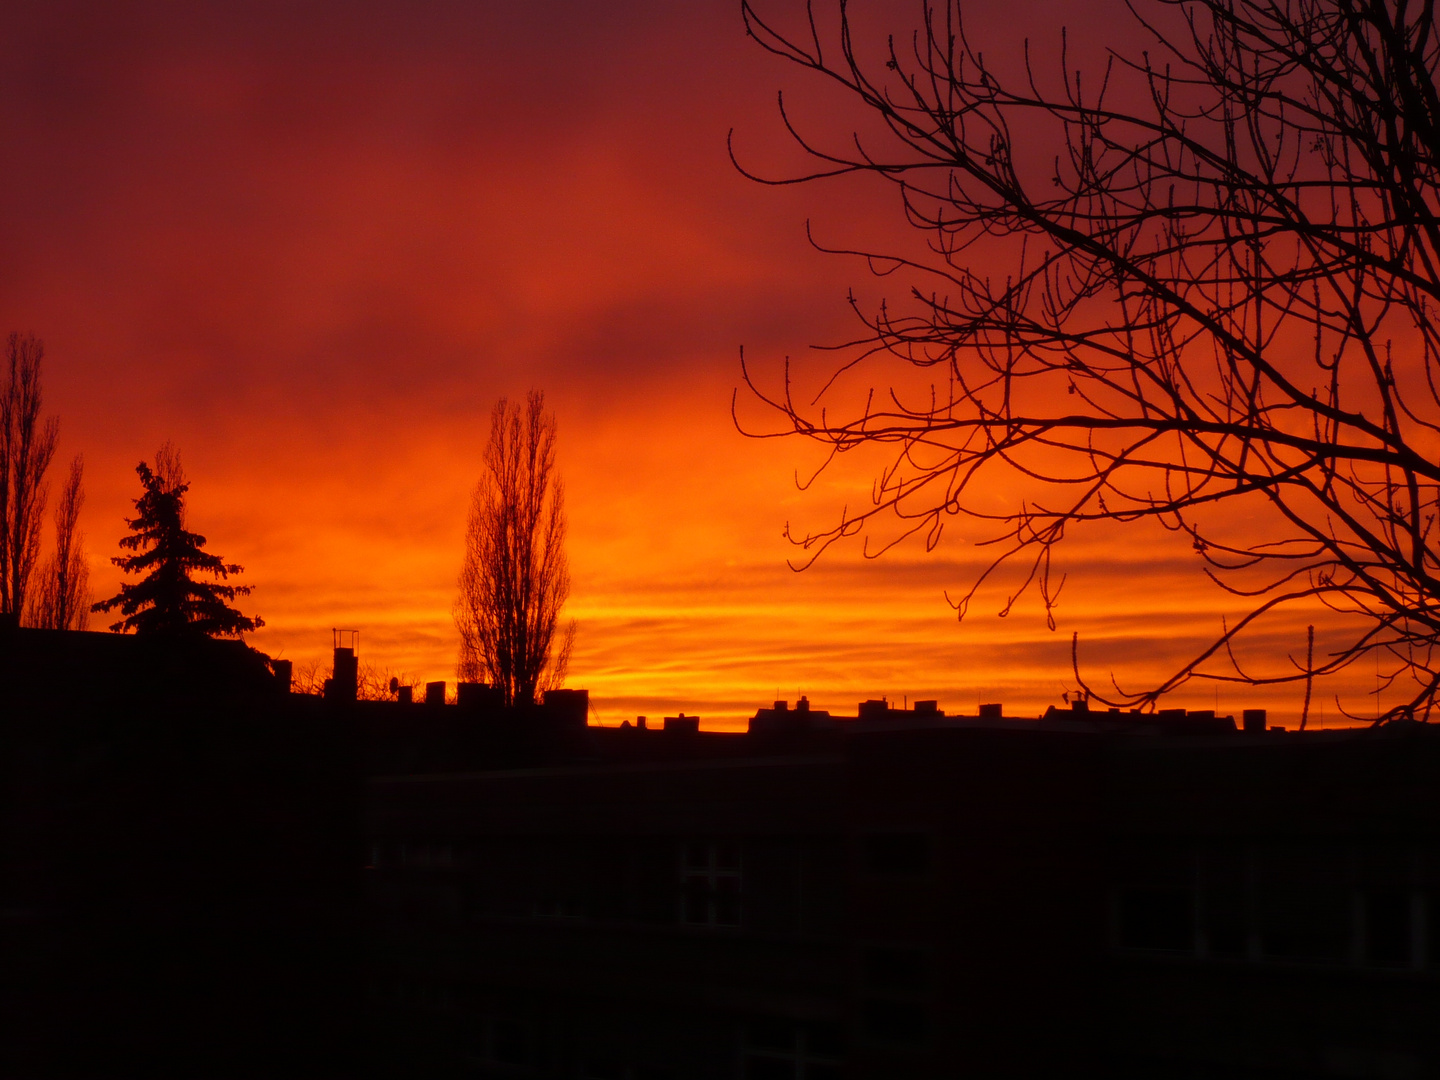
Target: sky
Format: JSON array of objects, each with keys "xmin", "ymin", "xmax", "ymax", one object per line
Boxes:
[{"xmin": 0, "ymin": 1, "xmax": 1372, "ymax": 729}]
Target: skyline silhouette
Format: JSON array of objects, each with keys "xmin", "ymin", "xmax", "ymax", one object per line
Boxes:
[
  {"xmin": 0, "ymin": 0, "xmax": 1401, "ymax": 727},
  {"xmin": 6, "ymin": 5, "xmax": 1439, "ymax": 1075},
  {"xmin": 5, "ymin": 616, "xmax": 1433, "ymax": 1077}
]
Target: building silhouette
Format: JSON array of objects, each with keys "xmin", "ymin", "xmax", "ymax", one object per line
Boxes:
[
  {"xmin": 3, "ymin": 622, "xmax": 1437, "ymax": 1077},
  {"xmin": 0, "ymin": 622, "xmax": 359, "ymax": 1077}
]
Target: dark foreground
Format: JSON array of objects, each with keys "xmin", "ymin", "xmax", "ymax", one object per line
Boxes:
[{"xmin": 3, "ymin": 625, "xmax": 1437, "ymax": 1078}]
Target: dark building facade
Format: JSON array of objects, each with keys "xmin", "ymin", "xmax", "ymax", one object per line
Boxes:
[
  {"xmin": 364, "ymin": 698, "xmax": 1440, "ymax": 1079},
  {"xmin": 0, "ymin": 624, "xmax": 362, "ymax": 1077},
  {"xmin": 4, "ymin": 624, "xmax": 1437, "ymax": 1078}
]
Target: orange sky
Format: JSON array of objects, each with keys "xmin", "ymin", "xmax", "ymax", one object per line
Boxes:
[{"xmin": 0, "ymin": 1, "xmax": 1383, "ymax": 729}]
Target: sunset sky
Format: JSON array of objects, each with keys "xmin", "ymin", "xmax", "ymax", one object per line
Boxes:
[{"xmin": 0, "ymin": 1, "xmax": 1368, "ymax": 728}]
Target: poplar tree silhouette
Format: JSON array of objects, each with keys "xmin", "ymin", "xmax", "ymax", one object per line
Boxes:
[
  {"xmin": 1, "ymin": 332, "xmax": 58, "ymax": 622},
  {"xmin": 29, "ymin": 455, "xmax": 90, "ymax": 630},
  {"xmin": 454, "ymin": 392, "xmax": 575, "ymax": 706},
  {"xmin": 93, "ymin": 448, "xmax": 261, "ymax": 637}
]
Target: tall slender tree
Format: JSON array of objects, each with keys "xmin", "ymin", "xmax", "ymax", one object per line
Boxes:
[
  {"xmin": 454, "ymin": 392, "xmax": 575, "ymax": 706},
  {"xmin": 93, "ymin": 446, "xmax": 262, "ymax": 637},
  {"xmin": 29, "ymin": 455, "xmax": 90, "ymax": 630},
  {"xmin": 0, "ymin": 333, "xmax": 58, "ymax": 621}
]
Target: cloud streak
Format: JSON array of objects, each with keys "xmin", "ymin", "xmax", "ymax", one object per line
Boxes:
[{"xmin": 0, "ymin": 0, "xmax": 1382, "ymax": 729}]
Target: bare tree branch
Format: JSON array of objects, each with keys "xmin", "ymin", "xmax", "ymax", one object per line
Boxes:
[{"xmin": 738, "ymin": 0, "xmax": 1440, "ymax": 721}]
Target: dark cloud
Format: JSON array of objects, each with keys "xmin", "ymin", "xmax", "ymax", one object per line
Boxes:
[{"xmin": 0, "ymin": 0, "xmax": 1375, "ymax": 725}]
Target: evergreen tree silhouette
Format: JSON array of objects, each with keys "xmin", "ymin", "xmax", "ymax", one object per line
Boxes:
[{"xmin": 93, "ymin": 454, "xmax": 262, "ymax": 637}]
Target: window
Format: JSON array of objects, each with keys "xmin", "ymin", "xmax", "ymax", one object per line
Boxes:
[
  {"xmin": 1117, "ymin": 887, "xmax": 1193, "ymax": 952},
  {"xmin": 1258, "ymin": 847, "xmax": 1350, "ymax": 962},
  {"xmin": 580, "ymin": 1062, "xmax": 674, "ymax": 1080},
  {"xmin": 490, "ymin": 1017, "xmax": 529, "ymax": 1066},
  {"xmin": 859, "ymin": 946, "xmax": 930, "ymax": 1048},
  {"xmin": 681, "ymin": 841, "xmax": 742, "ymax": 927},
  {"xmin": 864, "ymin": 832, "xmax": 930, "ymax": 876},
  {"xmin": 861, "ymin": 1000, "xmax": 928, "ymax": 1046},
  {"xmin": 369, "ymin": 838, "xmax": 459, "ymax": 870},
  {"xmin": 581, "ymin": 1057, "xmax": 624, "ymax": 1079},
  {"xmin": 1365, "ymin": 890, "xmax": 1412, "ymax": 967},
  {"xmin": 1118, "ymin": 842, "xmax": 1430, "ymax": 971},
  {"xmin": 1199, "ymin": 848, "xmax": 1247, "ymax": 957},
  {"xmin": 1112, "ymin": 842, "xmax": 1195, "ymax": 955},
  {"xmin": 744, "ymin": 1019, "xmax": 843, "ymax": 1080},
  {"xmin": 461, "ymin": 1012, "xmax": 532, "ymax": 1069},
  {"xmin": 389, "ymin": 978, "xmax": 452, "ymax": 1012},
  {"xmin": 531, "ymin": 898, "xmax": 586, "ymax": 920},
  {"xmin": 1432, "ymin": 893, "xmax": 1439, "ymax": 971}
]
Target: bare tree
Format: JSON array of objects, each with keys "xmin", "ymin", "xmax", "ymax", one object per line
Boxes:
[
  {"xmin": 28, "ymin": 455, "xmax": 90, "ymax": 630},
  {"xmin": 0, "ymin": 332, "xmax": 59, "ymax": 622},
  {"xmin": 736, "ymin": 0, "xmax": 1440, "ymax": 721},
  {"xmin": 290, "ymin": 658, "xmax": 327, "ymax": 696},
  {"xmin": 286, "ymin": 658, "xmax": 417, "ymax": 699},
  {"xmin": 358, "ymin": 662, "xmax": 422, "ymax": 702},
  {"xmin": 737, "ymin": 2, "xmax": 1440, "ymax": 728},
  {"xmin": 455, "ymin": 391, "xmax": 576, "ymax": 707}
]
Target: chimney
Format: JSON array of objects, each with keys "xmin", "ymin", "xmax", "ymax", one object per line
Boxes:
[
  {"xmin": 1243, "ymin": 708, "xmax": 1267, "ymax": 734},
  {"xmin": 271, "ymin": 659, "xmax": 293, "ymax": 694},
  {"xmin": 425, "ymin": 681, "xmax": 446, "ymax": 706},
  {"xmin": 397, "ymin": 685, "xmax": 413, "ymax": 705}
]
